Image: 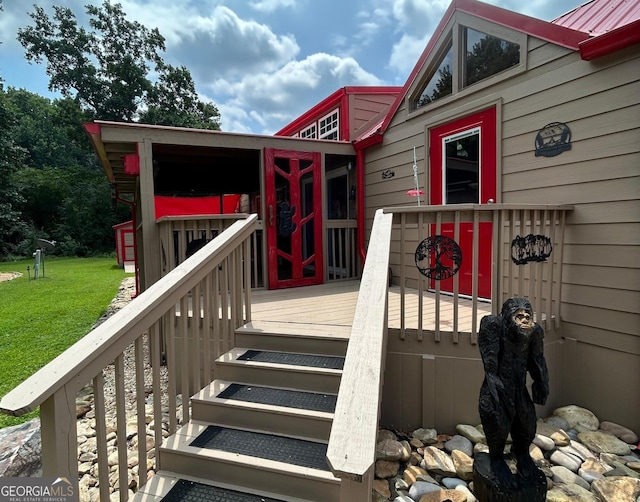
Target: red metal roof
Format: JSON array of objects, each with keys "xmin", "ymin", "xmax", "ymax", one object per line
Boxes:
[{"xmin": 552, "ymin": 0, "xmax": 640, "ymax": 36}]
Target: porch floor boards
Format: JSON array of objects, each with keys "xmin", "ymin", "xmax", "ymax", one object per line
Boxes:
[{"xmin": 249, "ymin": 280, "xmax": 492, "ymax": 334}]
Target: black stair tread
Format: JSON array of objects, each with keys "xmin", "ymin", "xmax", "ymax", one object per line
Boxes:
[
  {"xmin": 237, "ymin": 349, "xmax": 344, "ymax": 370},
  {"xmin": 190, "ymin": 425, "xmax": 329, "ymax": 471},
  {"xmin": 216, "ymin": 383, "xmax": 337, "ymax": 413},
  {"xmin": 161, "ymin": 479, "xmax": 286, "ymax": 501}
]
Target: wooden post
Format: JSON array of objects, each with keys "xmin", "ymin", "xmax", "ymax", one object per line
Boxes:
[
  {"xmin": 339, "ymin": 465, "xmax": 374, "ymax": 501},
  {"xmin": 40, "ymin": 388, "xmax": 78, "ymax": 482}
]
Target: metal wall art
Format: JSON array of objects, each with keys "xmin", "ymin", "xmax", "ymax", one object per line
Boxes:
[
  {"xmin": 535, "ymin": 122, "xmax": 571, "ymax": 157},
  {"xmin": 511, "ymin": 234, "xmax": 553, "ymax": 265},
  {"xmin": 381, "ymin": 169, "xmax": 395, "ymax": 180},
  {"xmin": 415, "ymin": 235, "xmax": 462, "ymax": 280}
]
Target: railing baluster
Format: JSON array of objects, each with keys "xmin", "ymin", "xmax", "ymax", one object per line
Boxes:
[
  {"xmin": 232, "ymin": 248, "xmax": 242, "ymax": 330},
  {"xmin": 180, "ymin": 296, "xmax": 190, "ymax": 424},
  {"xmin": 555, "ymin": 210, "xmax": 567, "ymax": 330},
  {"xmin": 530, "ymin": 210, "xmax": 539, "ymax": 315},
  {"xmin": 93, "ymin": 372, "xmax": 110, "ymax": 501},
  {"xmin": 471, "ymin": 209, "xmax": 480, "ymax": 343},
  {"xmin": 221, "ymin": 257, "xmax": 231, "ymax": 353},
  {"xmin": 149, "ymin": 323, "xmax": 163, "ymax": 466},
  {"xmin": 166, "ymin": 307, "xmax": 178, "ymax": 434},
  {"xmin": 507, "ymin": 210, "xmax": 516, "ymax": 301},
  {"xmin": 434, "ymin": 212, "xmax": 442, "ymax": 342},
  {"xmin": 134, "ymin": 337, "xmax": 147, "ymax": 490},
  {"xmin": 453, "ymin": 210, "xmax": 461, "ymax": 343},
  {"xmin": 490, "ymin": 209, "xmax": 502, "ymax": 317},
  {"xmin": 114, "ymin": 354, "xmax": 128, "ymax": 501},
  {"xmin": 212, "ymin": 266, "xmax": 221, "ymax": 361},
  {"xmin": 519, "ymin": 210, "xmax": 527, "ymax": 295},
  {"xmin": 203, "ymin": 274, "xmax": 213, "ymax": 386},
  {"xmin": 243, "ymin": 238, "xmax": 252, "ymax": 323},
  {"xmin": 417, "ymin": 212, "xmax": 424, "ymax": 342},
  {"xmin": 400, "ymin": 213, "xmax": 406, "ymax": 340},
  {"xmin": 539, "ymin": 209, "xmax": 555, "ymax": 329},
  {"xmin": 193, "ymin": 283, "xmax": 202, "ymax": 393}
]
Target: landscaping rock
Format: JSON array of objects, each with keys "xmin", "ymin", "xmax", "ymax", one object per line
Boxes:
[{"xmin": 0, "ymin": 418, "xmax": 41, "ymax": 477}]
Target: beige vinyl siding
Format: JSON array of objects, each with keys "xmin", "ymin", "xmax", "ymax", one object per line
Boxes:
[
  {"xmin": 364, "ymin": 28, "xmax": 640, "ymax": 431},
  {"xmin": 349, "ymin": 93, "xmax": 398, "ymax": 138}
]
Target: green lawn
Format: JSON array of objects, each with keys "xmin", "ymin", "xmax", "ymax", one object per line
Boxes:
[{"xmin": 0, "ymin": 256, "xmax": 130, "ymax": 429}]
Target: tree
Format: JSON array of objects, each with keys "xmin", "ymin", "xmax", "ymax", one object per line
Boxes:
[
  {"xmin": 4, "ymin": 88, "xmax": 96, "ymax": 169},
  {"xmin": 0, "ymin": 84, "xmax": 29, "ymax": 257},
  {"xmin": 17, "ymin": 0, "xmax": 220, "ymax": 129}
]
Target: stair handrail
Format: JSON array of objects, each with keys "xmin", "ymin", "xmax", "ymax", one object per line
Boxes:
[
  {"xmin": 327, "ymin": 209, "xmax": 393, "ymax": 500},
  {"xmin": 0, "ymin": 214, "xmax": 257, "ymax": 487}
]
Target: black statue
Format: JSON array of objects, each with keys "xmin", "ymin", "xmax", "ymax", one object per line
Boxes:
[{"xmin": 475, "ymin": 297, "xmax": 549, "ymax": 500}]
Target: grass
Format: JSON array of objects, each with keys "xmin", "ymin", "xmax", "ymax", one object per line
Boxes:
[{"xmin": 0, "ymin": 256, "xmax": 130, "ymax": 429}]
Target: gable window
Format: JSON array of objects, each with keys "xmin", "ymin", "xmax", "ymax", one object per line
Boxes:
[
  {"xmin": 300, "ymin": 123, "xmax": 317, "ymax": 139},
  {"xmin": 410, "ymin": 16, "xmax": 525, "ymax": 112},
  {"xmin": 416, "ymin": 41, "xmax": 454, "ymax": 109},
  {"xmin": 319, "ymin": 109, "xmax": 339, "ymax": 140},
  {"xmin": 463, "ymin": 27, "xmax": 520, "ymax": 87}
]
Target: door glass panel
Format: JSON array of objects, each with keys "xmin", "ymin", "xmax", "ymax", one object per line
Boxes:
[
  {"xmin": 300, "ymin": 171, "xmax": 314, "ymax": 271},
  {"xmin": 327, "ymin": 174, "xmax": 347, "ymax": 219},
  {"xmin": 443, "ymin": 128, "xmax": 480, "ymax": 204},
  {"xmin": 275, "ymin": 163, "xmax": 292, "ymax": 280}
]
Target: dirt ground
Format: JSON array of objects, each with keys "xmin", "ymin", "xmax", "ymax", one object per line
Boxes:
[{"xmin": 0, "ymin": 272, "xmax": 22, "ymax": 282}]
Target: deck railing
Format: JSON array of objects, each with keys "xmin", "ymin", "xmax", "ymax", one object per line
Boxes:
[
  {"xmin": 327, "ymin": 203, "xmax": 572, "ymax": 500},
  {"xmin": 0, "ymin": 215, "xmax": 258, "ymax": 500},
  {"xmin": 158, "ymin": 214, "xmax": 264, "ymax": 288},
  {"xmin": 387, "ymin": 204, "xmax": 573, "ymax": 343},
  {"xmin": 327, "ymin": 209, "xmax": 393, "ymax": 500},
  {"xmin": 326, "ymin": 219, "xmax": 359, "ymax": 281}
]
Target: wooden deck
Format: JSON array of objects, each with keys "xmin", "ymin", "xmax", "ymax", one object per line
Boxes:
[{"xmin": 249, "ymin": 280, "xmax": 493, "ymax": 334}]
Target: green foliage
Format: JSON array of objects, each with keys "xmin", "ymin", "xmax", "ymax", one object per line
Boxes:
[
  {"xmin": 4, "ymin": 88, "xmax": 96, "ymax": 169},
  {"xmin": 0, "ymin": 257, "xmax": 129, "ymax": 428},
  {"xmin": 58, "ymin": 167, "xmax": 128, "ymax": 256},
  {"xmin": 17, "ymin": 0, "xmax": 220, "ymax": 129},
  {"xmin": 0, "ymin": 86, "xmax": 130, "ymax": 259},
  {"xmin": 0, "ymin": 84, "xmax": 29, "ymax": 256}
]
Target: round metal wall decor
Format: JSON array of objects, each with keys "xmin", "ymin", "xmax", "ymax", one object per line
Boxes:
[
  {"xmin": 415, "ymin": 235, "xmax": 462, "ymax": 280},
  {"xmin": 535, "ymin": 122, "xmax": 571, "ymax": 157}
]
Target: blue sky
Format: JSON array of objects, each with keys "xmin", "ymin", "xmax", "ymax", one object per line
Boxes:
[{"xmin": 0, "ymin": 0, "xmax": 582, "ymax": 134}]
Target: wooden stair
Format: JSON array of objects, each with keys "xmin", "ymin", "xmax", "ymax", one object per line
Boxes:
[{"xmin": 132, "ymin": 321, "xmax": 350, "ymax": 501}]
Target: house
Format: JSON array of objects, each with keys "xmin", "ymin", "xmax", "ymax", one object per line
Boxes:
[{"xmin": 2, "ymin": 0, "xmax": 638, "ymax": 500}]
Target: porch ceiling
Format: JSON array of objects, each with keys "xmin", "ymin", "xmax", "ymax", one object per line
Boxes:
[{"xmin": 85, "ymin": 120, "xmax": 356, "ymax": 197}]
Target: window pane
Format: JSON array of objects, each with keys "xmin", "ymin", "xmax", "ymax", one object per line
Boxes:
[
  {"xmin": 415, "ymin": 43, "xmax": 453, "ymax": 109},
  {"xmin": 327, "ymin": 174, "xmax": 347, "ymax": 220},
  {"xmin": 319, "ymin": 110, "xmax": 339, "ymax": 140},
  {"xmin": 464, "ymin": 27, "xmax": 519, "ymax": 87},
  {"xmin": 444, "ymin": 129, "xmax": 479, "ymax": 204}
]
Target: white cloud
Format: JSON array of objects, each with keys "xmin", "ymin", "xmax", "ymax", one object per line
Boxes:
[
  {"xmin": 209, "ymin": 52, "xmax": 383, "ymax": 133},
  {"xmin": 388, "ymin": 32, "xmax": 430, "ymax": 76},
  {"xmin": 119, "ymin": 4, "xmax": 300, "ymax": 81},
  {"xmin": 249, "ymin": 0, "xmax": 300, "ymax": 13},
  {"xmin": 354, "ymin": 7, "xmax": 393, "ymax": 47}
]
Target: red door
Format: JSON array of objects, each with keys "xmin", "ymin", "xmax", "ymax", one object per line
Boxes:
[
  {"xmin": 429, "ymin": 107, "xmax": 496, "ymax": 298},
  {"xmin": 265, "ymin": 148, "xmax": 323, "ymax": 289}
]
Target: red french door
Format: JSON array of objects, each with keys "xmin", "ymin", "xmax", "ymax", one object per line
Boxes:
[
  {"xmin": 265, "ymin": 148, "xmax": 323, "ymax": 289},
  {"xmin": 429, "ymin": 107, "xmax": 496, "ymax": 298}
]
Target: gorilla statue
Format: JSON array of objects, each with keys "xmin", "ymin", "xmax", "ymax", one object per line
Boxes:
[{"xmin": 478, "ymin": 297, "xmax": 549, "ymax": 486}]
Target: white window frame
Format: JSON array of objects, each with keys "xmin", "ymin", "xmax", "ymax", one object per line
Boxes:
[
  {"xmin": 319, "ymin": 109, "xmax": 340, "ymax": 140},
  {"xmin": 300, "ymin": 123, "xmax": 317, "ymax": 139}
]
